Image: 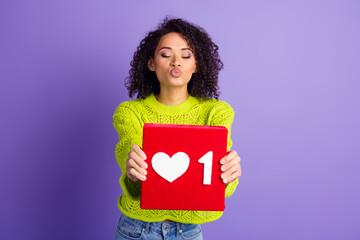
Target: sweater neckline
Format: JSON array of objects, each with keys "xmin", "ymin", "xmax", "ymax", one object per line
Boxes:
[{"xmin": 144, "ymin": 93, "xmax": 198, "ymax": 115}]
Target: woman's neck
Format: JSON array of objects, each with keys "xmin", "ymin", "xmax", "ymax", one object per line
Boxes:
[{"xmin": 155, "ymin": 88, "xmax": 189, "ymax": 106}]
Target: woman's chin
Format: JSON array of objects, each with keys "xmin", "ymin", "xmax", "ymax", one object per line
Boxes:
[{"xmin": 159, "ymin": 79, "xmax": 190, "ymax": 88}]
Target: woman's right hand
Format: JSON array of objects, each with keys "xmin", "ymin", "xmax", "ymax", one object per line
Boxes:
[{"xmin": 126, "ymin": 144, "xmax": 148, "ymax": 182}]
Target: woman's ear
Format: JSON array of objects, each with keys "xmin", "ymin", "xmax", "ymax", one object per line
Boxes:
[{"xmin": 148, "ymin": 58, "xmax": 155, "ymax": 71}]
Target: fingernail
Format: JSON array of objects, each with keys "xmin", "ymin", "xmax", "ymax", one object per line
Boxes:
[
  {"xmin": 221, "ymin": 173, "xmax": 226, "ymax": 179},
  {"xmin": 143, "ymin": 163, "xmax": 148, "ymax": 169},
  {"xmin": 220, "ymin": 159, "xmax": 225, "ymax": 164},
  {"xmin": 142, "ymin": 169, "xmax": 147, "ymax": 175},
  {"xmin": 221, "ymin": 166, "xmax": 227, "ymax": 171},
  {"xmin": 142, "ymin": 176, "xmax": 146, "ymax": 181},
  {"xmin": 143, "ymin": 154, "xmax": 147, "ymax": 160},
  {"xmin": 223, "ymin": 179, "xmax": 228, "ymax": 184}
]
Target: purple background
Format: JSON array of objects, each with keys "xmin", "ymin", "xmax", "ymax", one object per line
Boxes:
[{"xmin": 1, "ymin": 1, "xmax": 359, "ymax": 239}]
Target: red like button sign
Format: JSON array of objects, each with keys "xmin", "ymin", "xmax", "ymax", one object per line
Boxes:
[{"xmin": 141, "ymin": 123, "xmax": 228, "ymax": 211}]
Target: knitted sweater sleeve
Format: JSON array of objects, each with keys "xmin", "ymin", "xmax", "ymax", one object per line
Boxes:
[
  {"xmin": 208, "ymin": 101, "xmax": 239, "ymax": 198},
  {"xmin": 113, "ymin": 102, "xmax": 143, "ymax": 200}
]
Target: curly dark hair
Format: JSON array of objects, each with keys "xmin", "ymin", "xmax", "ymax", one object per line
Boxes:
[{"xmin": 125, "ymin": 16, "xmax": 224, "ymax": 99}]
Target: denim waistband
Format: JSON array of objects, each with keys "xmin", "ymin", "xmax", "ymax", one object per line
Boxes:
[{"xmin": 120, "ymin": 214, "xmax": 197, "ymax": 235}]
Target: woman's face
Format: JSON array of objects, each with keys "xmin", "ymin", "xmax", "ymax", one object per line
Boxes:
[{"xmin": 148, "ymin": 32, "xmax": 196, "ymax": 91}]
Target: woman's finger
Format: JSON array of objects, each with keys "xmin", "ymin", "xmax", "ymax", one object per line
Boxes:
[
  {"xmin": 221, "ymin": 155, "xmax": 240, "ymax": 172},
  {"xmin": 222, "ymin": 163, "xmax": 242, "ymax": 184},
  {"xmin": 127, "ymin": 158, "xmax": 147, "ymax": 176},
  {"xmin": 128, "ymin": 151, "xmax": 148, "ymax": 169},
  {"xmin": 128, "ymin": 167, "xmax": 147, "ymax": 182},
  {"xmin": 131, "ymin": 144, "xmax": 147, "ymax": 161},
  {"xmin": 220, "ymin": 150, "xmax": 238, "ymax": 164}
]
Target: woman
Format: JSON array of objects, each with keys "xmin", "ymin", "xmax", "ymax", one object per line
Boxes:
[{"xmin": 113, "ymin": 17, "xmax": 242, "ymax": 240}]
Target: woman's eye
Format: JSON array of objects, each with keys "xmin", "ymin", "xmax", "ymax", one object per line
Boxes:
[{"xmin": 160, "ymin": 53, "xmax": 191, "ymax": 59}]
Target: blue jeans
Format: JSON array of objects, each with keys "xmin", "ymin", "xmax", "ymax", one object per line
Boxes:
[{"xmin": 115, "ymin": 214, "xmax": 203, "ymax": 240}]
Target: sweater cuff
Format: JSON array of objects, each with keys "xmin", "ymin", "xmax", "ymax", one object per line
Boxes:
[
  {"xmin": 124, "ymin": 175, "xmax": 141, "ymax": 200},
  {"xmin": 225, "ymin": 178, "xmax": 239, "ymax": 198}
]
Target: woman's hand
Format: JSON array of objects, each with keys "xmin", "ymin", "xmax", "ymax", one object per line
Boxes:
[
  {"xmin": 220, "ymin": 150, "xmax": 242, "ymax": 184},
  {"xmin": 126, "ymin": 144, "xmax": 148, "ymax": 182}
]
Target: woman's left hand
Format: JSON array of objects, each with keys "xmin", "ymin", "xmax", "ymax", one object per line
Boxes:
[{"xmin": 220, "ymin": 150, "xmax": 242, "ymax": 184}]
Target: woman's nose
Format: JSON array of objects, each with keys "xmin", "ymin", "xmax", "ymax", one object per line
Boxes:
[{"xmin": 170, "ymin": 56, "xmax": 181, "ymax": 67}]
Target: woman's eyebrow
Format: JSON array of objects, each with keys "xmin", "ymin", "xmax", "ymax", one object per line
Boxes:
[{"xmin": 159, "ymin": 47, "xmax": 192, "ymax": 51}]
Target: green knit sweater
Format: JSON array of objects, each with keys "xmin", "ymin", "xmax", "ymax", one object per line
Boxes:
[{"xmin": 113, "ymin": 93, "xmax": 238, "ymax": 224}]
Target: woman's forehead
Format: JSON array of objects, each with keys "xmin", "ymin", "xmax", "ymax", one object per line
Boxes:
[{"xmin": 156, "ymin": 32, "xmax": 191, "ymax": 50}]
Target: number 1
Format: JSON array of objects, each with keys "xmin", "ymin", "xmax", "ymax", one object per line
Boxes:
[{"xmin": 198, "ymin": 151, "xmax": 213, "ymax": 185}]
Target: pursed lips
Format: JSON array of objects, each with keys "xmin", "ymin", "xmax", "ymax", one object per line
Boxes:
[{"xmin": 170, "ymin": 68, "xmax": 182, "ymax": 77}]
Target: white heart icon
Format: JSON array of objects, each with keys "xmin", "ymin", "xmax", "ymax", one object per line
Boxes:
[{"xmin": 151, "ymin": 152, "xmax": 190, "ymax": 183}]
